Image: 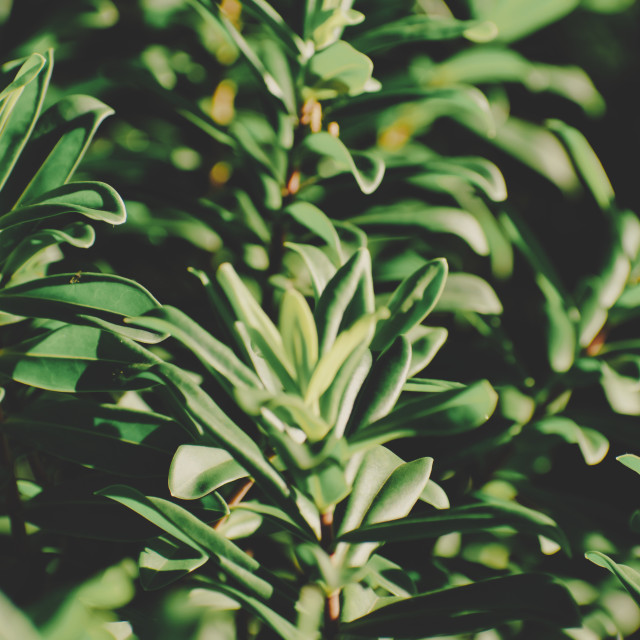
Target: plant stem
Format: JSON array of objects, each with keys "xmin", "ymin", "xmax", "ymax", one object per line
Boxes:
[
  {"xmin": 321, "ymin": 508, "xmax": 340, "ymax": 638},
  {"xmin": 214, "ymin": 478, "xmax": 255, "ymax": 530}
]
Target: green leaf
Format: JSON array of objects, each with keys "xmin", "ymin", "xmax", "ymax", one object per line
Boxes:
[
  {"xmin": 217, "ymin": 262, "xmax": 288, "ymax": 362},
  {"xmin": 285, "ymin": 242, "xmax": 337, "ymax": 299},
  {"xmin": 337, "ymin": 447, "xmax": 406, "ymax": 538},
  {"xmin": 285, "ymin": 201, "xmax": 343, "ymax": 264},
  {"xmin": 426, "ymin": 47, "xmax": 604, "ymax": 116},
  {"xmin": 351, "ymin": 380, "xmax": 498, "ymax": 450},
  {"xmin": 487, "ymin": 117, "xmax": 579, "ymax": 192},
  {"xmin": 340, "ymin": 496, "xmax": 569, "ymax": 550},
  {"xmin": 10, "ymin": 95, "xmax": 115, "ymax": 207},
  {"xmin": 372, "ymin": 258, "xmax": 448, "ymax": 353},
  {"xmin": 314, "ymin": 247, "xmax": 371, "ymax": 354},
  {"xmin": 534, "ymin": 416, "xmax": 609, "ymax": 465},
  {"xmin": 351, "ymin": 205, "xmax": 489, "ymax": 256},
  {"xmin": 146, "ymin": 362, "xmax": 295, "ymax": 510},
  {"xmin": 239, "ymin": 0, "xmax": 309, "ymax": 59},
  {"xmin": 435, "ymin": 273, "xmax": 503, "ymax": 315},
  {"xmin": 1, "ymin": 397, "xmax": 182, "ymax": 477},
  {"xmin": 599, "ymin": 360, "xmax": 640, "ymax": 415},
  {"xmin": 339, "ymin": 86, "xmax": 495, "ymax": 137},
  {"xmin": 23, "ymin": 480, "xmax": 158, "ymax": 541},
  {"xmin": 347, "ymin": 336, "xmax": 412, "ymax": 433},
  {"xmin": 352, "ymin": 15, "xmax": 496, "ymax": 53},
  {"xmin": 618, "ymin": 453, "xmax": 640, "ymax": 476},
  {"xmin": 234, "ymin": 501, "xmax": 318, "ymax": 543},
  {"xmin": 408, "ymin": 157, "xmax": 507, "ymax": 202},
  {"xmin": 98, "ymin": 485, "xmax": 280, "ymax": 603},
  {"xmin": 547, "ymin": 119, "xmax": 615, "ymax": 211},
  {"xmin": 128, "ymin": 306, "xmax": 261, "ymax": 388},
  {"xmin": 303, "ymin": 132, "xmax": 384, "ymax": 194},
  {"xmin": 420, "ymin": 480, "xmax": 450, "ymax": 510},
  {"xmin": 0, "ymin": 591, "xmax": 41, "ymax": 640},
  {"xmin": 319, "ymin": 345, "xmax": 371, "ymax": 435},
  {"xmin": 0, "ymin": 272, "xmax": 164, "ymax": 342},
  {"xmin": 305, "ymin": 310, "xmax": 385, "ymax": 407},
  {"xmin": 139, "ymin": 535, "xmax": 208, "ymax": 591},
  {"xmin": 309, "ymin": 6, "xmax": 364, "ymax": 49},
  {"xmin": 586, "ymin": 551, "xmax": 640, "ymax": 606},
  {"xmin": 407, "ymin": 326, "xmax": 448, "ymax": 378},
  {"xmin": 202, "ymin": 581, "xmax": 305, "ymax": 640},
  {"xmin": 362, "ymin": 458, "xmax": 433, "ymax": 527},
  {"xmin": 1, "ymin": 181, "xmax": 127, "ymax": 231},
  {"xmin": 187, "ymin": 0, "xmax": 294, "ymax": 114},
  {"xmin": 306, "ymin": 41, "xmax": 377, "ymax": 100},
  {"xmin": 1, "ymin": 222, "xmax": 95, "ymax": 282},
  {"xmin": 279, "ymin": 288, "xmax": 318, "ymax": 389},
  {"xmin": 343, "ymin": 573, "xmax": 580, "ymax": 637},
  {"xmin": 0, "ymin": 324, "xmax": 160, "ymax": 392},
  {"xmin": 469, "ymin": 0, "xmax": 580, "ymax": 42},
  {"xmin": 0, "ymin": 52, "xmax": 50, "ymax": 195},
  {"xmin": 169, "ymin": 444, "xmax": 248, "ymax": 500}
]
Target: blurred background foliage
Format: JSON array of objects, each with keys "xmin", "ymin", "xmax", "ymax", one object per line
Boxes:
[{"xmin": 3, "ymin": 0, "xmax": 640, "ymax": 638}]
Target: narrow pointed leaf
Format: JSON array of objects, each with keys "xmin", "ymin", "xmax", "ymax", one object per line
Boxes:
[
  {"xmin": 586, "ymin": 551, "xmax": 640, "ymax": 606},
  {"xmin": 372, "ymin": 259, "xmax": 448, "ymax": 352},
  {"xmin": 348, "ymin": 336, "xmax": 412, "ymax": 433},
  {"xmin": 0, "ymin": 52, "xmax": 50, "ymax": 194},
  {"xmin": 343, "ymin": 573, "xmax": 580, "ymax": 637},
  {"xmin": 139, "ymin": 536, "xmax": 208, "ymax": 591},
  {"xmin": 127, "ymin": 306, "xmax": 261, "ymax": 388},
  {"xmin": 1, "ymin": 397, "xmax": 182, "ymax": 477},
  {"xmin": 340, "ymin": 497, "xmax": 570, "ymax": 553},
  {"xmin": 279, "ymin": 288, "xmax": 318, "ymax": 388},
  {"xmin": 351, "ymin": 380, "xmax": 498, "ymax": 449},
  {"xmin": 12, "ymin": 95, "xmax": 115, "ymax": 206},
  {"xmin": 547, "ymin": 119, "xmax": 615, "ymax": 211},
  {"xmin": 352, "ymin": 206, "xmax": 489, "ymax": 256},
  {"xmin": 314, "ymin": 247, "xmax": 370, "ymax": 354},
  {"xmin": 285, "ymin": 201, "xmax": 342, "ymax": 263}
]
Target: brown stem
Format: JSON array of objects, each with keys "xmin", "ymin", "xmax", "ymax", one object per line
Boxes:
[
  {"xmin": 324, "ymin": 591, "xmax": 340, "ymax": 638},
  {"xmin": 321, "ymin": 508, "xmax": 340, "ymax": 636},
  {"xmin": 214, "ymin": 478, "xmax": 255, "ymax": 530}
]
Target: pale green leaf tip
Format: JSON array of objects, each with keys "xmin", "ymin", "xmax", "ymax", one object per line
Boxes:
[{"xmin": 463, "ymin": 21, "xmax": 499, "ymax": 43}]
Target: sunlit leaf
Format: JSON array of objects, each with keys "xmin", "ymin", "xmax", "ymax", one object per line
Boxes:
[
  {"xmin": 303, "ymin": 132, "xmax": 384, "ymax": 194},
  {"xmin": 169, "ymin": 444, "xmax": 248, "ymax": 499},
  {"xmin": 586, "ymin": 551, "xmax": 640, "ymax": 606}
]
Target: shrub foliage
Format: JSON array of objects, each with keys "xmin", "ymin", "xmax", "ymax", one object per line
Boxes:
[{"xmin": 1, "ymin": 1, "xmax": 640, "ymax": 638}]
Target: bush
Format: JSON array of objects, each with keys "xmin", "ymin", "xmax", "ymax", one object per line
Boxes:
[{"xmin": 2, "ymin": 1, "xmax": 640, "ymax": 638}]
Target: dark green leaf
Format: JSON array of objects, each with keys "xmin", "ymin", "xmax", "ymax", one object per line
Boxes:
[
  {"xmin": 0, "ymin": 52, "xmax": 51, "ymax": 196},
  {"xmin": 350, "ymin": 380, "xmax": 498, "ymax": 450},
  {"xmin": 0, "ymin": 325, "xmax": 160, "ymax": 392},
  {"xmin": 347, "ymin": 336, "xmax": 412, "ymax": 433},
  {"xmin": 0, "ymin": 272, "xmax": 164, "ymax": 342},
  {"xmin": 1, "ymin": 397, "xmax": 181, "ymax": 477},
  {"xmin": 343, "ymin": 573, "xmax": 580, "ymax": 637},
  {"xmin": 340, "ymin": 497, "xmax": 570, "ymax": 553}
]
